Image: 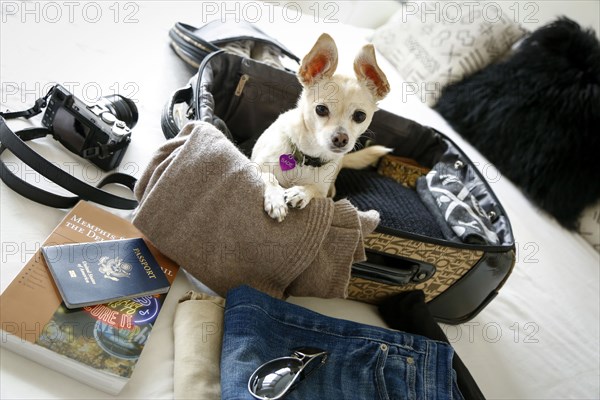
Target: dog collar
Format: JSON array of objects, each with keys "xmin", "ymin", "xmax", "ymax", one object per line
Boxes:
[
  {"xmin": 292, "ymin": 147, "xmax": 329, "ymax": 167},
  {"xmin": 286, "ymin": 140, "xmax": 330, "ymax": 168}
]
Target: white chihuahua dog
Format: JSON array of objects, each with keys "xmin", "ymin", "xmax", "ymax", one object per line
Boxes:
[{"xmin": 251, "ymin": 33, "xmax": 391, "ymax": 222}]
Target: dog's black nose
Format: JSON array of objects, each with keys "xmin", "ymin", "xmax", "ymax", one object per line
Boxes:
[{"xmin": 332, "ymin": 132, "xmax": 349, "ymax": 148}]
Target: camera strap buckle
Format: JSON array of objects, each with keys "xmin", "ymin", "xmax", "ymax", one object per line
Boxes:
[
  {"xmin": 82, "ymin": 138, "xmax": 130, "ymax": 160},
  {"xmin": 82, "ymin": 146, "xmax": 101, "ymax": 159},
  {"xmin": 0, "ymin": 89, "xmax": 52, "ymax": 120}
]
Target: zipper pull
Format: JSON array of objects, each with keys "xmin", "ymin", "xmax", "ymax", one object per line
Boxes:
[{"xmin": 234, "ymin": 74, "xmax": 249, "ymax": 96}]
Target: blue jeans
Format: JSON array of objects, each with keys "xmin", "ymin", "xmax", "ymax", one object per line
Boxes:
[{"xmin": 221, "ymin": 286, "xmax": 464, "ymax": 400}]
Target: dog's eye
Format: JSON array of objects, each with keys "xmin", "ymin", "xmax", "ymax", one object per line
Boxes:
[
  {"xmin": 352, "ymin": 111, "xmax": 366, "ymax": 123},
  {"xmin": 315, "ymin": 105, "xmax": 329, "ymax": 117}
]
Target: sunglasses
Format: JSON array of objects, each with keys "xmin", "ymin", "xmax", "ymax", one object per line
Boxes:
[{"xmin": 247, "ymin": 347, "xmax": 328, "ymax": 400}]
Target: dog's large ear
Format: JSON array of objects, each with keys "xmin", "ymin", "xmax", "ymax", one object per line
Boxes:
[
  {"xmin": 354, "ymin": 44, "xmax": 390, "ymax": 101},
  {"xmin": 298, "ymin": 33, "xmax": 338, "ymax": 86}
]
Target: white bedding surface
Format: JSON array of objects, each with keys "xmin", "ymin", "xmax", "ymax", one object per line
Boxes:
[{"xmin": 1, "ymin": 2, "xmax": 599, "ymax": 399}]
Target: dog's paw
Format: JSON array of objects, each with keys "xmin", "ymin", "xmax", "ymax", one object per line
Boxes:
[
  {"xmin": 284, "ymin": 186, "xmax": 313, "ymax": 209},
  {"xmin": 264, "ymin": 188, "xmax": 288, "ymax": 222}
]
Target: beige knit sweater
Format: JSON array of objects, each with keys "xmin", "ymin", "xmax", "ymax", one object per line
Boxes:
[{"xmin": 133, "ymin": 122, "xmax": 379, "ymax": 299}]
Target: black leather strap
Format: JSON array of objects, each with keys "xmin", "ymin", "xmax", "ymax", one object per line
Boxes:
[
  {"xmin": 161, "ymin": 84, "xmax": 194, "ymax": 139},
  {"xmin": 0, "ymin": 117, "xmax": 138, "ymax": 209}
]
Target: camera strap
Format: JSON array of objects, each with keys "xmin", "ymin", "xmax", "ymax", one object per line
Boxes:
[{"xmin": 0, "ymin": 117, "xmax": 138, "ymax": 209}]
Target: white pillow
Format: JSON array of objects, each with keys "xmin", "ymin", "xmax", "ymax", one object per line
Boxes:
[{"xmin": 371, "ymin": 0, "xmax": 527, "ymax": 105}]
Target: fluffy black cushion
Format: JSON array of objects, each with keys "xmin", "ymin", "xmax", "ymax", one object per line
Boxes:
[{"xmin": 435, "ymin": 17, "xmax": 600, "ymax": 229}]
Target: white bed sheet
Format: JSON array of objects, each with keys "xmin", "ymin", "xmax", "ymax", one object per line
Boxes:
[{"xmin": 1, "ymin": 2, "xmax": 598, "ymax": 399}]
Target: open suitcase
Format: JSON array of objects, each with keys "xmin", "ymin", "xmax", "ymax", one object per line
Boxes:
[{"xmin": 163, "ymin": 22, "xmax": 516, "ymax": 324}]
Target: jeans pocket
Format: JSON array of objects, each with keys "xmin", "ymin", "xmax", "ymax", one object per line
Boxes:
[{"xmin": 376, "ymin": 345, "xmax": 417, "ymax": 400}]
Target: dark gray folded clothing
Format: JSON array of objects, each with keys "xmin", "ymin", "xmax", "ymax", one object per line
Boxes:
[
  {"xmin": 133, "ymin": 121, "xmax": 380, "ymax": 299},
  {"xmin": 334, "ymin": 168, "xmax": 445, "ymax": 239}
]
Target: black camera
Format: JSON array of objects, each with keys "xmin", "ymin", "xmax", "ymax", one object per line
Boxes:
[{"xmin": 41, "ymin": 84, "xmax": 138, "ymax": 171}]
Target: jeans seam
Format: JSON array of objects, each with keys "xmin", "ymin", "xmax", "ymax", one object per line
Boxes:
[
  {"xmin": 424, "ymin": 341, "xmax": 432, "ymax": 400},
  {"xmin": 375, "ymin": 346, "xmax": 390, "ymax": 400},
  {"xmin": 408, "ymin": 356, "xmax": 417, "ymax": 400}
]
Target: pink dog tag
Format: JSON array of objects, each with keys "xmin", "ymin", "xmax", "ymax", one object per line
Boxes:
[{"xmin": 279, "ymin": 154, "xmax": 296, "ymax": 171}]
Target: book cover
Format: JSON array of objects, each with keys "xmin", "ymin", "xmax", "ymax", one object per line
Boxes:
[
  {"xmin": 0, "ymin": 201, "xmax": 179, "ymax": 394},
  {"xmin": 42, "ymin": 238, "xmax": 171, "ymax": 308}
]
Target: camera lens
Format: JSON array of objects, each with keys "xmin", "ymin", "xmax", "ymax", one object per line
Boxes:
[{"xmin": 98, "ymin": 95, "xmax": 139, "ymax": 129}]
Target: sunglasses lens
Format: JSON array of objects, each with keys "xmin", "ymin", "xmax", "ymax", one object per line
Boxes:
[{"xmin": 249, "ymin": 358, "xmax": 303, "ymax": 398}]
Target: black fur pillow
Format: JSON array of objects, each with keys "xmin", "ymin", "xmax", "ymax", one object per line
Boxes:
[{"xmin": 435, "ymin": 17, "xmax": 600, "ymax": 229}]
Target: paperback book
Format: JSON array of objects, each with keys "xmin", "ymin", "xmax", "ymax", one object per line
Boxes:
[
  {"xmin": 0, "ymin": 201, "xmax": 179, "ymax": 395},
  {"xmin": 42, "ymin": 238, "xmax": 171, "ymax": 308}
]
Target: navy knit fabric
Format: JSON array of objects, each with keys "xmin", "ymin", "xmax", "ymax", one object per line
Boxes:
[{"xmin": 335, "ymin": 169, "xmax": 445, "ymax": 239}]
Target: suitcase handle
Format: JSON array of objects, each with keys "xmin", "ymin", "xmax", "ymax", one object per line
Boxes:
[{"xmin": 352, "ymin": 252, "xmax": 436, "ymax": 286}]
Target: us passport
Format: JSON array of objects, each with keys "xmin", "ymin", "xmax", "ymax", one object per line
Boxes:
[{"xmin": 41, "ymin": 238, "xmax": 171, "ymax": 309}]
